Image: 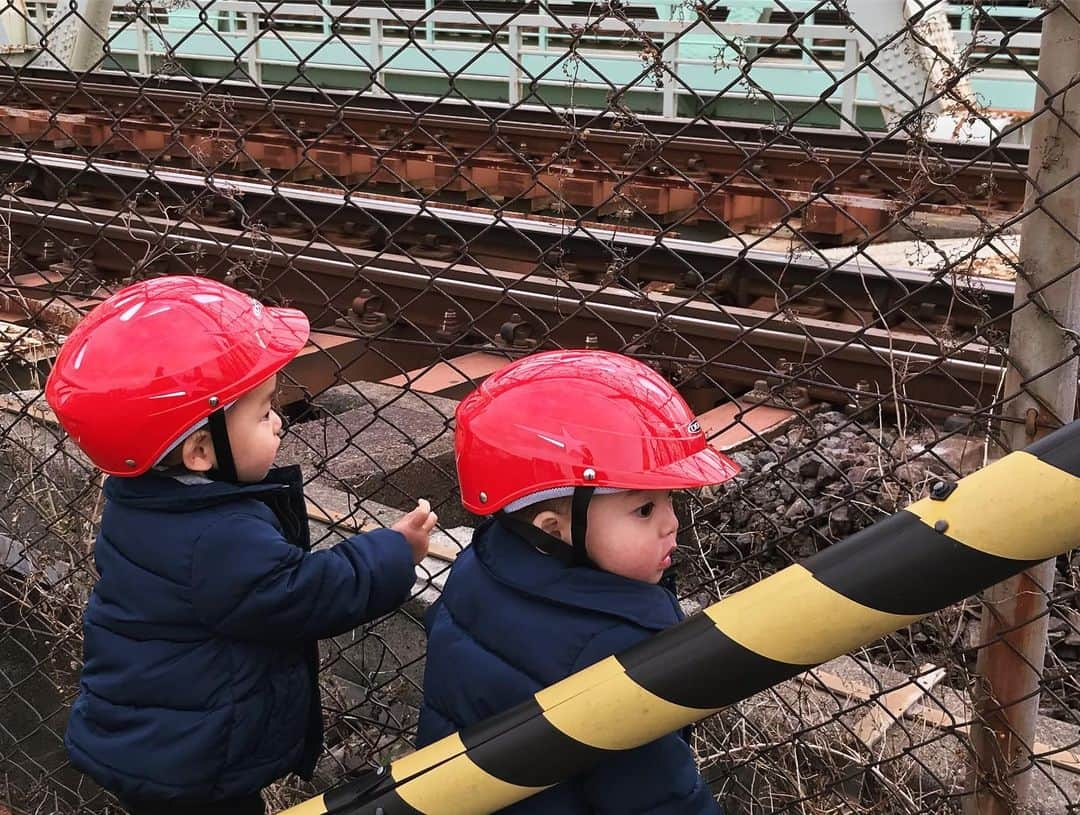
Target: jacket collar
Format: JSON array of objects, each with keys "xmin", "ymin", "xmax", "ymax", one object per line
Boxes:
[
  {"xmin": 104, "ymin": 465, "xmax": 311, "ymax": 550},
  {"xmin": 472, "ymin": 518, "xmax": 682, "ymax": 631},
  {"xmin": 104, "ymin": 465, "xmax": 302, "ymax": 511}
]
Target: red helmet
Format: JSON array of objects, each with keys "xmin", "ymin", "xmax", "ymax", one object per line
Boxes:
[
  {"xmin": 454, "ymin": 350, "xmax": 740, "ymax": 514},
  {"xmin": 45, "ymin": 276, "xmax": 309, "ymax": 476}
]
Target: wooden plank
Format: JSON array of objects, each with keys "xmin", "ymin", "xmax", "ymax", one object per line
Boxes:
[
  {"xmin": 1035, "ymin": 744, "xmax": 1080, "ymax": 774},
  {"xmin": 696, "ymin": 399, "xmax": 797, "ymax": 452},
  {"xmin": 381, "ymin": 351, "xmax": 511, "ymax": 399},
  {"xmin": 0, "ymin": 320, "xmax": 61, "ymax": 364},
  {"xmin": 851, "ymin": 664, "xmax": 946, "ymax": 749},
  {"xmin": 304, "ymin": 500, "xmax": 377, "ymax": 534},
  {"xmin": 279, "ymin": 331, "xmax": 373, "ymax": 405},
  {"xmin": 0, "ymin": 308, "xmax": 26, "ymax": 323},
  {"xmin": 0, "ymin": 393, "xmax": 58, "ymax": 425}
]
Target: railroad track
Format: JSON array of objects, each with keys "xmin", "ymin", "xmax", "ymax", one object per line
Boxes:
[
  {"xmin": 0, "ymin": 71, "xmax": 1020, "ymax": 414},
  {"xmin": 0, "ymin": 142, "xmax": 1014, "ymax": 329},
  {"xmin": 2, "ymin": 196, "xmax": 1008, "ymax": 413},
  {"xmin": 0, "ymin": 71, "xmax": 1028, "ymax": 243}
]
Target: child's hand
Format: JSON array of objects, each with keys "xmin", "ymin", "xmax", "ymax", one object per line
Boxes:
[{"xmin": 392, "ymin": 498, "xmax": 438, "ymax": 564}]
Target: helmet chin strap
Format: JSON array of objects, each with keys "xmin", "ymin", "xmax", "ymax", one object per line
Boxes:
[
  {"xmin": 205, "ymin": 408, "xmax": 239, "ymax": 483},
  {"xmin": 495, "ymin": 485, "xmax": 596, "ymax": 567},
  {"xmin": 569, "ymin": 486, "xmax": 595, "ymax": 566}
]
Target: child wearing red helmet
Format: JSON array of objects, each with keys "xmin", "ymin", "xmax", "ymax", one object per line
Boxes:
[
  {"xmin": 45, "ymin": 276, "xmax": 435, "ymax": 815},
  {"xmin": 418, "ymin": 350, "xmax": 740, "ymax": 813}
]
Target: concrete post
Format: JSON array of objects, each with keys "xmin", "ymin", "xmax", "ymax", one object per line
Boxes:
[{"xmin": 965, "ymin": 2, "xmax": 1080, "ymax": 813}]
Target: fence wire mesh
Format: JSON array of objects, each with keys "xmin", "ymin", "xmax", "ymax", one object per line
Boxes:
[{"xmin": 0, "ymin": 0, "xmax": 1078, "ymax": 812}]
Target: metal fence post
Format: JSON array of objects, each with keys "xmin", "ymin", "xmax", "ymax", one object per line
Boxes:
[
  {"xmin": 508, "ymin": 24, "xmax": 522, "ymax": 105},
  {"xmin": 245, "ymin": 11, "xmax": 260, "ymax": 84},
  {"xmin": 134, "ymin": 11, "xmax": 148, "ymax": 75},
  {"xmin": 840, "ymin": 37, "xmax": 857, "ymax": 130},
  {"xmin": 662, "ymin": 27, "xmax": 677, "ymax": 119},
  {"xmin": 965, "ymin": 2, "xmax": 1080, "ymax": 813},
  {"xmin": 370, "ymin": 17, "xmax": 385, "ymax": 95}
]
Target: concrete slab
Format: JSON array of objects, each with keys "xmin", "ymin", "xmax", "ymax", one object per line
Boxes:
[
  {"xmin": 878, "ymin": 211, "xmax": 1020, "ymax": 243},
  {"xmin": 279, "ymin": 331, "xmax": 371, "ymax": 405},
  {"xmin": 278, "ymin": 380, "xmax": 473, "ymax": 528},
  {"xmin": 310, "ymin": 381, "xmax": 462, "ymax": 419}
]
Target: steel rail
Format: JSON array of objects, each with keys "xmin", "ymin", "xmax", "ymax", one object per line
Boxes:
[
  {"xmin": 5, "ymin": 196, "xmax": 1007, "ymax": 411},
  {"xmin": 0, "ymin": 146, "xmax": 1016, "ymax": 329}
]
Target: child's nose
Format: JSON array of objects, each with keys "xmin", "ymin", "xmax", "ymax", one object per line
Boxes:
[
  {"xmin": 272, "ymin": 410, "xmax": 284, "ymax": 437},
  {"xmin": 659, "ymin": 499, "xmax": 679, "ymax": 535}
]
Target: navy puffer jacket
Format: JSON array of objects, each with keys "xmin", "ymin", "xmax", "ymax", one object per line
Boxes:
[
  {"xmin": 65, "ymin": 465, "xmax": 415, "ymax": 803},
  {"xmin": 418, "ymin": 519, "xmax": 721, "ymax": 814}
]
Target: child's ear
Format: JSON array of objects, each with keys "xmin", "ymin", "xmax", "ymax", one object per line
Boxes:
[
  {"xmin": 181, "ymin": 429, "xmax": 216, "ymax": 473},
  {"xmin": 532, "ymin": 510, "xmax": 567, "ymax": 543}
]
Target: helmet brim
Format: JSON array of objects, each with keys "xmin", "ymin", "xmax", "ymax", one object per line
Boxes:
[
  {"xmin": 475, "ymin": 446, "xmax": 741, "ymax": 514},
  {"xmin": 263, "ymin": 305, "xmax": 311, "ymax": 362},
  {"xmin": 581, "ymin": 445, "xmax": 741, "ymax": 494},
  {"xmin": 639, "ymin": 445, "xmax": 742, "ymax": 488}
]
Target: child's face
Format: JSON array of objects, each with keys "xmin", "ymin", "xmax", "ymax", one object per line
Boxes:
[
  {"xmin": 585, "ymin": 490, "xmax": 679, "ymax": 584},
  {"xmin": 223, "ymin": 375, "xmax": 283, "ymax": 482}
]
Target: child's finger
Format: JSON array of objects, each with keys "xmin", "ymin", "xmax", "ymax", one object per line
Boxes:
[
  {"xmin": 400, "ymin": 499, "xmax": 431, "ymax": 529},
  {"xmin": 422, "ymin": 512, "xmax": 438, "ymax": 532}
]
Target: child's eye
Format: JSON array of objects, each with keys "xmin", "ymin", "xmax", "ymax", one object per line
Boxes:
[{"xmin": 635, "ymin": 502, "xmax": 654, "ymax": 518}]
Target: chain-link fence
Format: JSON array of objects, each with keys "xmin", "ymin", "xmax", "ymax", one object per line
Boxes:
[{"xmin": 0, "ymin": 0, "xmax": 1078, "ymax": 812}]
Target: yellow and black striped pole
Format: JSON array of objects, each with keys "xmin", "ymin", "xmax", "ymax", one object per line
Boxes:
[{"xmin": 282, "ymin": 419, "xmax": 1080, "ymax": 815}]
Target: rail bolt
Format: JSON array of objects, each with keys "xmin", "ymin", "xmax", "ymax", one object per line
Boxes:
[
  {"xmin": 35, "ymin": 239, "xmax": 62, "ymax": 270},
  {"xmin": 845, "ymin": 379, "xmax": 872, "ymax": 416},
  {"xmin": 437, "ymin": 309, "xmax": 467, "ymax": 342}
]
